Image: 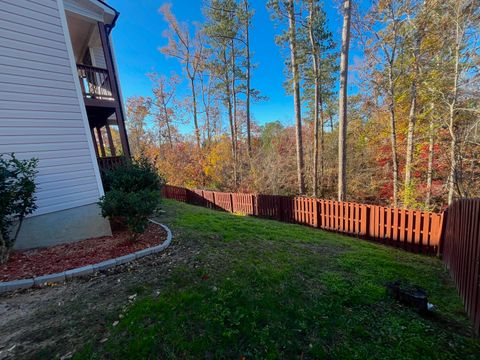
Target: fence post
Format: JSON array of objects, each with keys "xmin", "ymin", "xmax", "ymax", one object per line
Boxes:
[
  {"xmin": 229, "ymin": 193, "xmax": 234, "ymax": 213},
  {"xmin": 361, "ymin": 205, "xmax": 369, "ymax": 237},
  {"xmin": 276, "ymin": 196, "xmax": 282, "ymax": 221},
  {"xmin": 438, "ymin": 210, "xmax": 447, "ymax": 256}
]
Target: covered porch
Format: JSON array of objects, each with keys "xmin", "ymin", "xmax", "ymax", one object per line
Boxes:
[{"xmin": 65, "ymin": 4, "xmax": 130, "ymax": 175}]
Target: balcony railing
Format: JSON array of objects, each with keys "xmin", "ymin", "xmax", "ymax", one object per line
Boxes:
[
  {"xmin": 97, "ymin": 156, "xmax": 127, "ymax": 174},
  {"xmin": 77, "ymin": 64, "xmax": 114, "ymax": 101}
]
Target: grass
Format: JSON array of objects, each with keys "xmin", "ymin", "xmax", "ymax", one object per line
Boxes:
[{"xmin": 76, "ymin": 199, "xmax": 480, "ymax": 359}]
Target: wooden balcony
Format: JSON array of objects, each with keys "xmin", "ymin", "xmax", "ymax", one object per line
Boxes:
[
  {"xmin": 77, "ymin": 23, "xmax": 131, "ymax": 164},
  {"xmin": 77, "ymin": 64, "xmax": 116, "ymax": 107}
]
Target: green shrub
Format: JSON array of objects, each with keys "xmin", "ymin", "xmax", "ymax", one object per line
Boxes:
[
  {"xmin": 103, "ymin": 157, "xmax": 162, "ymax": 193},
  {"xmin": 99, "ymin": 159, "xmax": 164, "ymax": 240},
  {"xmin": 0, "ymin": 153, "xmax": 38, "ymax": 263}
]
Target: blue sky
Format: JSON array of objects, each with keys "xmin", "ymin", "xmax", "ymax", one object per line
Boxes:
[{"xmin": 108, "ymin": 0, "xmax": 361, "ymax": 131}]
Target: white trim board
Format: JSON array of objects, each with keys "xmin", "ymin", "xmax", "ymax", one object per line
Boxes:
[{"xmin": 63, "ymin": 0, "xmax": 116, "ymax": 24}]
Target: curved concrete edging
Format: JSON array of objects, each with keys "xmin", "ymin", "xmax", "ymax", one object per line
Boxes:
[{"xmin": 0, "ymin": 220, "xmax": 172, "ymax": 295}]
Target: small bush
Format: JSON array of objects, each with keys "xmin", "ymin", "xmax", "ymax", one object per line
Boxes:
[
  {"xmin": 103, "ymin": 157, "xmax": 162, "ymax": 193},
  {"xmin": 0, "ymin": 153, "xmax": 38, "ymax": 263},
  {"xmin": 99, "ymin": 159, "xmax": 164, "ymax": 240}
]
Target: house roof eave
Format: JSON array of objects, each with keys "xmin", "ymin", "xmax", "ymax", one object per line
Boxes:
[
  {"xmin": 95, "ymin": 0, "xmax": 120, "ymax": 31},
  {"xmin": 63, "ymin": 0, "xmax": 119, "ymax": 29}
]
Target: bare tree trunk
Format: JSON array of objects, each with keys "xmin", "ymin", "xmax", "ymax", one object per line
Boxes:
[
  {"xmin": 189, "ymin": 76, "xmax": 201, "ymax": 148},
  {"xmin": 425, "ymin": 115, "xmax": 434, "ymax": 209},
  {"xmin": 231, "ymin": 39, "xmax": 239, "ymax": 188},
  {"xmin": 319, "ymin": 98, "xmax": 325, "ymax": 196},
  {"xmin": 404, "ymin": 33, "xmax": 421, "ymax": 204},
  {"xmin": 337, "ymin": 0, "xmax": 351, "ymax": 202},
  {"xmin": 447, "ymin": 105, "xmax": 458, "ymax": 205},
  {"xmin": 223, "ymin": 48, "xmax": 237, "ymax": 186},
  {"xmin": 447, "ymin": 18, "xmax": 462, "ymax": 205},
  {"xmin": 309, "ymin": 0, "xmax": 320, "ymax": 197},
  {"xmin": 162, "ymin": 102, "xmax": 173, "ymax": 148},
  {"xmin": 312, "ymin": 93, "xmax": 320, "ymax": 197},
  {"xmin": 388, "ymin": 65, "xmax": 399, "ymax": 208},
  {"xmin": 244, "ymin": 0, "xmax": 252, "ymax": 157},
  {"xmin": 200, "ymin": 73, "xmax": 211, "ymax": 145},
  {"xmin": 404, "ymin": 84, "xmax": 417, "ymax": 193},
  {"xmin": 288, "ymin": 0, "xmax": 305, "ymax": 195},
  {"xmin": 205, "ymin": 93, "xmax": 211, "ymax": 145}
]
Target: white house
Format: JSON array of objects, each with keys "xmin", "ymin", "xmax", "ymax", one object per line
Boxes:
[{"xmin": 0, "ymin": 0, "xmax": 130, "ymax": 249}]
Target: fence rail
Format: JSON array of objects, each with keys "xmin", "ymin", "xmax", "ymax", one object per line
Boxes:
[
  {"xmin": 162, "ymin": 185, "xmax": 443, "ymax": 255},
  {"xmin": 162, "ymin": 185, "xmax": 479, "ymax": 334}
]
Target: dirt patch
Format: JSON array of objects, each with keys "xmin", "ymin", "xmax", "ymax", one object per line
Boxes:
[
  {"xmin": 0, "ymin": 227, "xmax": 200, "ymax": 360},
  {"xmin": 0, "ymin": 223, "xmax": 167, "ymax": 281}
]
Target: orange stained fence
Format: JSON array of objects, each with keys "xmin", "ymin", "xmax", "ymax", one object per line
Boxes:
[
  {"xmin": 162, "ymin": 185, "xmax": 480, "ymax": 334},
  {"xmin": 442, "ymin": 199, "xmax": 480, "ymax": 334},
  {"xmin": 162, "ymin": 185, "xmax": 443, "ymax": 255}
]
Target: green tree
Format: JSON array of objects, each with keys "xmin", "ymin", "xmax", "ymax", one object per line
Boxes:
[
  {"xmin": 204, "ymin": 0, "xmax": 242, "ymax": 186},
  {"xmin": 0, "ymin": 154, "xmax": 37, "ymax": 263},
  {"xmin": 298, "ymin": 0, "xmax": 337, "ymax": 197}
]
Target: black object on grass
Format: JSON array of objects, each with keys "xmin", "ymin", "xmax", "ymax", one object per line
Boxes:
[{"xmin": 387, "ymin": 280, "xmax": 429, "ymax": 313}]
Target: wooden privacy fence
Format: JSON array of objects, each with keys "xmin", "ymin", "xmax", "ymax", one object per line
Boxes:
[
  {"xmin": 163, "ymin": 185, "xmax": 480, "ymax": 334},
  {"xmin": 442, "ymin": 199, "xmax": 480, "ymax": 334},
  {"xmin": 162, "ymin": 185, "xmax": 443, "ymax": 255}
]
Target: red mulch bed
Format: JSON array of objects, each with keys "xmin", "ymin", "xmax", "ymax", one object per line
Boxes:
[{"xmin": 0, "ymin": 222, "xmax": 167, "ymax": 282}]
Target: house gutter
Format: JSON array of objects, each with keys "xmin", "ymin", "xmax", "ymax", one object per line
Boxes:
[{"xmin": 96, "ymin": 0, "xmax": 119, "ymax": 34}]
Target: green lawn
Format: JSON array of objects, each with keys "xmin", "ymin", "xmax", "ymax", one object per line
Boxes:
[{"xmin": 77, "ymin": 199, "xmax": 479, "ymax": 359}]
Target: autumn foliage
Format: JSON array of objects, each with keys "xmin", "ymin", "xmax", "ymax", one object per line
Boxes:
[{"xmin": 124, "ymin": 0, "xmax": 479, "ymax": 212}]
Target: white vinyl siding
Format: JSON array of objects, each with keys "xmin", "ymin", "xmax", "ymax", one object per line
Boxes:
[
  {"xmin": 90, "ymin": 47, "xmax": 107, "ymax": 69},
  {"xmin": 0, "ymin": 0, "xmax": 102, "ymax": 216}
]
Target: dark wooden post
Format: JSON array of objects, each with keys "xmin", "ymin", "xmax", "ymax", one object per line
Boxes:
[
  {"xmin": 90, "ymin": 127, "xmax": 100, "ymax": 158},
  {"xmin": 96, "ymin": 127, "xmax": 106, "ymax": 157},
  {"xmin": 97, "ymin": 22, "xmax": 131, "ymax": 158},
  {"xmin": 105, "ymin": 123, "xmax": 116, "ymax": 156},
  {"xmin": 78, "ymin": 68, "xmax": 87, "ymax": 97}
]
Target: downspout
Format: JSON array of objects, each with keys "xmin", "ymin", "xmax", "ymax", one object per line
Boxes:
[{"xmin": 105, "ymin": 11, "xmax": 119, "ymax": 35}]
